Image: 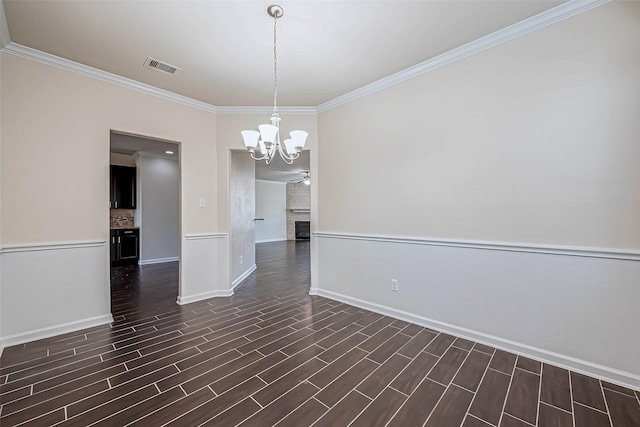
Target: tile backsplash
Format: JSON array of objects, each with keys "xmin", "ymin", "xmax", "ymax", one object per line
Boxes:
[{"xmin": 110, "ymin": 209, "xmax": 135, "ymax": 228}]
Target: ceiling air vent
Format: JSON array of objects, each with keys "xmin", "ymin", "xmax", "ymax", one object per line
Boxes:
[{"xmin": 143, "ymin": 57, "xmax": 181, "ymax": 75}]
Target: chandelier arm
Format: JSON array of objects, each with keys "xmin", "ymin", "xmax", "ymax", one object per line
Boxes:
[
  {"xmin": 250, "ymin": 152, "xmax": 269, "ymax": 161},
  {"xmin": 276, "ymin": 143, "xmax": 296, "ymax": 164}
]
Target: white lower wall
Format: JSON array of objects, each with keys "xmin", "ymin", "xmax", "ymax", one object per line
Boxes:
[
  {"xmin": 0, "ymin": 241, "xmax": 113, "ymax": 347},
  {"xmin": 179, "ymin": 233, "xmax": 230, "ymax": 305},
  {"xmin": 312, "ymin": 233, "xmax": 640, "ymax": 389}
]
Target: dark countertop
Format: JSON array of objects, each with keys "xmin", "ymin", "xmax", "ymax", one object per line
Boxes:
[{"xmin": 110, "ymin": 226, "xmax": 139, "ymax": 230}]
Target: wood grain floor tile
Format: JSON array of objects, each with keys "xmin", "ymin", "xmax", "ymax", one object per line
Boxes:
[
  {"xmin": 315, "ymin": 358, "xmax": 379, "ymax": 407},
  {"xmin": 454, "ymin": 337, "xmax": 476, "ymax": 351},
  {"xmin": 462, "ymin": 415, "xmax": 494, "ymax": 426},
  {"xmin": 350, "ymin": 387, "xmax": 407, "ymax": 427},
  {"xmin": 316, "ymin": 333, "xmax": 368, "ymax": 364},
  {"xmin": 258, "ymin": 344, "xmax": 323, "ymax": 382},
  {"xmin": 424, "ymin": 333, "xmax": 456, "ymax": 356},
  {"xmin": 390, "ymin": 351, "xmax": 439, "ymax": 394},
  {"xmin": 367, "ymin": 332, "xmax": 412, "ymax": 364},
  {"xmin": 453, "ymin": 349, "xmax": 492, "ymax": 392},
  {"xmin": 309, "ymin": 348, "xmax": 367, "ymax": 388},
  {"xmin": 236, "ymin": 381, "xmax": 319, "ymax": 427},
  {"xmin": 604, "ymin": 388, "xmax": 640, "ymax": 427},
  {"xmin": 469, "ymin": 368, "xmax": 512, "ymax": 425},
  {"xmin": 516, "ymin": 356, "xmax": 542, "ymax": 375},
  {"xmin": 538, "ymin": 402, "xmax": 573, "ymax": 427},
  {"xmin": 573, "ymin": 403, "xmax": 612, "ymax": 427},
  {"xmin": 489, "ymin": 349, "xmax": 517, "ymax": 375},
  {"xmin": 312, "ymin": 390, "xmax": 371, "ymax": 427},
  {"xmin": 504, "ymin": 368, "xmax": 541, "ymax": 425},
  {"xmin": 253, "ymin": 357, "xmax": 327, "ymax": 406},
  {"xmin": 128, "ymin": 386, "xmax": 216, "ymax": 426},
  {"xmin": 571, "ymin": 371, "xmax": 607, "ymax": 412},
  {"xmin": 540, "ymin": 363, "xmax": 572, "ymax": 412},
  {"xmin": 199, "ymin": 396, "xmax": 261, "ymax": 427},
  {"xmin": 386, "ymin": 378, "xmax": 446, "ymax": 427},
  {"xmin": 500, "ymin": 414, "xmax": 532, "ymax": 426},
  {"xmin": 0, "ymin": 241, "xmax": 634, "ymax": 427},
  {"xmin": 357, "ymin": 353, "xmax": 412, "ymax": 399},
  {"xmin": 397, "ymin": 329, "xmax": 438, "ymax": 358},
  {"xmin": 276, "ymin": 397, "xmax": 328, "ymax": 427},
  {"xmin": 209, "ymin": 352, "xmax": 287, "ymax": 394},
  {"xmin": 427, "ymin": 346, "xmax": 469, "ymax": 386},
  {"xmin": 603, "ymin": 381, "xmax": 637, "ymax": 397},
  {"xmin": 473, "ymin": 343, "xmax": 496, "ymax": 355},
  {"xmin": 425, "ymin": 385, "xmax": 474, "ymax": 427}
]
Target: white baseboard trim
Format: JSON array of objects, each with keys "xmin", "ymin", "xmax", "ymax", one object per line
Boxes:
[
  {"xmin": 231, "ymin": 264, "xmax": 257, "ymax": 291},
  {"xmin": 311, "ymin": 288, "xmax": 640, "ymax": 390},
  {"xmin": 0, "ymin": 314, "xmax": 114, "ymax": 349},
  {"xmin": 177, "ymin": 290, "xmax": 233, "ymax": 305},
  {"xmin": 139, "ymin": 257, "xmax": 179, "ymax": 265},
  {"xmin": 256, "ymin": 238, "xmax": 287, "ymax": 244}
]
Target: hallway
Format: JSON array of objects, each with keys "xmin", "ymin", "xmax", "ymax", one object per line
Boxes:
[{"xmin": 0, "ymin": 241, "xmax": 638, "ymax": 426}]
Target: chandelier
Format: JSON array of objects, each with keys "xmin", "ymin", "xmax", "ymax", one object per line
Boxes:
[{"xmin": 241, "ymin": 5, "xmax": 308, "ymax": 165}]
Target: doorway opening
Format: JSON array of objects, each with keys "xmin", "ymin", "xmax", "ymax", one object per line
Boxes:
[
  {"xmin": 230, "ymin": 149, "xmax": 311, "ymax": 291},
  {"xmin": 109, "ymin": 131, "xmax": 181, "ymax": 315}
]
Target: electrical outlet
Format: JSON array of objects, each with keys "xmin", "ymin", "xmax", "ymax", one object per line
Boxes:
[
  {"xmin": 240, "ymin": 255, "xmax": 243, "ymax": 265},
  {"xmin": 199, "ymin": 197, "xmax": 206, "ymax": 208},
  {"xmin": 391, "ymin": 279, "xmax": 399, "ymax": 292}
]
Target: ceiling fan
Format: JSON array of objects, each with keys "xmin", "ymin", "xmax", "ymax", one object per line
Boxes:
[{"xmin": 289, "ymin": 171, "xmax": 311, "ymax": 186}]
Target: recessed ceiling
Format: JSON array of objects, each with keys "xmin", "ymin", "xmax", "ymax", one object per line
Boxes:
[
  {"xmin": 110, "ymin": 132, "xmax": 178, "ymax": 159},
  {"xmin": 3, "ymin": 0, "xmax": 564, "ymax": 107}
]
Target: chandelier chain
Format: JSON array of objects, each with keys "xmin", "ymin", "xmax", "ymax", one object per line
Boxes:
[
  {"xmin": 273, "ymin": 13, "xmax": 278, "ymax": 112},
  {"xmin": 241, "ymin": 5, "xmax": 307, "ymax": 166}
]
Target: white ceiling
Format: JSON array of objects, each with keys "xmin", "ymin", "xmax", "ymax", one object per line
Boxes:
[
  {"xmin": 255, "ymin": 150, "xmax": 310, "ymax": 182},
  {"xmin": 3, "ymin": 0, "xmax": 564, "ymax": 107}
]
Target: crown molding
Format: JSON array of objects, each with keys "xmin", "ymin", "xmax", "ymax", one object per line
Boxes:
[
  {"xmin": 0, "ymin": 41, "xmax": 318, "ymax": 116},
  {"xmin": 317, "ymin": 0, "xmax": 612, "ymax": 113},
  {"xmin": 1, "ymin": 42, "xmax": 219, "ymax": 114},
  {"xmin": 1, "ymin": 0, "xmax": 611, "ymax": 115},
  {"xmin": 216, "ymin": 106, "xmax": 317, "ymax": 115}
]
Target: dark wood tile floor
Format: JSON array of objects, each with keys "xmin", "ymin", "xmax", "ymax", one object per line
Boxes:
[{"xmin": 1, "ymin": 241, "xmax": 639, "ymax": 426}]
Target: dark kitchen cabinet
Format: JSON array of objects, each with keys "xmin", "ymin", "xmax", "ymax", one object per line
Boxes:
[
  {"xmin": 111, "ymin": 228, "xmax": 139, "ymax": 265},
  {"xmin": 110, "ymin": 229, "xmax": 116, "ymax": 264},
  {"xmin": 110, "ymin": 165, "xmax": 136, "ymax": 209}
]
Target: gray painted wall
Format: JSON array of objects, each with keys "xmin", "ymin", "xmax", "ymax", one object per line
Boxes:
[
  {"xmin": 230, "ymin": 152, "xmax": 256, "ymax": 283},
  {"xmin": 138, "ymin": 154, "xmax": 180, "ymax": 262}
]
